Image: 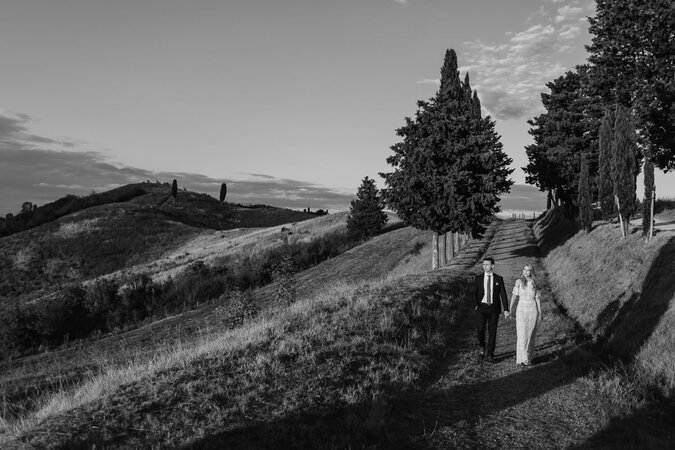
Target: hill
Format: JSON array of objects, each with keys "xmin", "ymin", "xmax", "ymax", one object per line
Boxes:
[{"xmin": 0, "ymin": 182, "xmax": 318, "ymax": 302}]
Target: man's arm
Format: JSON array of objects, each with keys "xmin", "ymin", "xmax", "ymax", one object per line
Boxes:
[{"xmin": 499, "ymin": 275, "xmax": 509, "ymax": 312}]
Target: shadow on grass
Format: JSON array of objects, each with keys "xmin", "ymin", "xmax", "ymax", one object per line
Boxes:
[
  {"xmin": 569, "ymin": 396, "xmax": 675, "ymax": 449},
  {"xmin": 181, "ymin": 401, "xmax": 404, "ymax": 449},
  {"xmin": 534, "ymin": 207, "xmax": 578, "ymax": 256},
  {"xmin": 572, "ymin": 236, "xmax": 675, "ymax": 447}
]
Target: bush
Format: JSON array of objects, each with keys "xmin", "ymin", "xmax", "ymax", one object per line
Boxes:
[
  {"xmin": 227, "ymin": 289, "xmax": 259, "ymax": 327},
  {"xmin": 272, "ymin": 253, "xmax": 297, "ymax": 306}
]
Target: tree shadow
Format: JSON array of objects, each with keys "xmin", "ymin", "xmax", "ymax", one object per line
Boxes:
[
  {"xmin": 569, "ymin": 397, "xmax": 675, "ymax": 449},
  {"xmin": 572, "ymin": 236, "xmax": 675, "ymax": 447},
  {"xmin": 534, "ymin": 208, "xmax": 578, "ymax": 256}
]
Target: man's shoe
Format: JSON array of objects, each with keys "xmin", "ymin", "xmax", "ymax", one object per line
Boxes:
[{"xmin": 487, "ymin": 354, "xmax": 495, "ymax": 362}]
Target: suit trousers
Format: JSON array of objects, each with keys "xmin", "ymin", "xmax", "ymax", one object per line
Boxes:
[{"xmin": 476, "ymin": 303, "xmax": 499, "ymax": 355}]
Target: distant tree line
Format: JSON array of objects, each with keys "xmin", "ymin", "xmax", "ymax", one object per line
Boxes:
[{"xmin": 524, "ymin": 0, "xmax": 674, "ymax": 239}]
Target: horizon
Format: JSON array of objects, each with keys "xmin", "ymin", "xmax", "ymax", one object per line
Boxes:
[{"xmin": 0, "ymin": 178, "xmax": 548, "ymax": 219}]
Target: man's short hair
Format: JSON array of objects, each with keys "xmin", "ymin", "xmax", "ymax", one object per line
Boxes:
[{"xmin": 483, "ymin": 257, "xmax": 495, "ymax": 264}]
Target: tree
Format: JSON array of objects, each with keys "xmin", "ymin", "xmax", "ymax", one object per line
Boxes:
[
  {"xmin": 598, "ymin": 107, "xmax": 615, "ymax": 220},
  {"xmin": 381, "ymin": 49, "xmax": 513, "ymax": 269},
  {"xmin": 643, "ymin": 158, "xmax": 655, "ymax": 238},
  {"xmin": 346, "ymin": 176, "xmax": 388, "ymax": 238},
  {"xmin": 524, "ymin": 67, "xmax": 603, "ymax": 217},
  {"xmin": 219, "ymin": 183, "xmax": 227, "ymax": 203},
  {"xmin": 171, "ymin": 179, "xmax": 178, "ymax": 203},
  {"xmin": 21, "ymin": 201, "xmax": 33, "ymax": 215},
  {"xmin": 612, "ymin": 104, "xmax": 638, "ymax": 237},
  {"xmin": 587, "ymin": 0, "xmax": 675, "ymax": 171},
  {"xmin": 578, "ymin": 155, "xmax": 593, "ymax": 232}
]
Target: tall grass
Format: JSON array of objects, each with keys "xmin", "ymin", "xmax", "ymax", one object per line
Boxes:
[
  {"xmin": 5, "ymin": 271, "xmax": 469, "ymax": 448},
  {"xmin": 540, "ymin": 212, "xmax": 675, "ymax": 411}
]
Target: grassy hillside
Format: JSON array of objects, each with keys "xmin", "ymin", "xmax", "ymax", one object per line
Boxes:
[
  {"xmin": 0, "ymin": 183, "xmax": 317, "ymax": 302},
  {"xmin": 0, "ymin": 215, "xmax": 493, "ymax": 448},
  {"xmin": 537, "ymin": 208, "xmax": 675, "ymax": 446}
]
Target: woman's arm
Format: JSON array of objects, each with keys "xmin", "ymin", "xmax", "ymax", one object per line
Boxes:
[
  {"xmin": 535, "ymin": 290, "xmax": 542, "ymax": 320},
  {"xmin": 509, "ymin": 280, "xmax": 520, "ymax": 314}
]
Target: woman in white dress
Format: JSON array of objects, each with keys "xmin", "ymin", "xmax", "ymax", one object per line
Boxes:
[{"xmin": 510, "ymin": 264, "xmax": 542, "ymax": 366}]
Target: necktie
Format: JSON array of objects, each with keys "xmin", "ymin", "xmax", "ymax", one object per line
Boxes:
[{"xmin": 486, "ymin": 275, "xmax": 492, "ymax": 304}]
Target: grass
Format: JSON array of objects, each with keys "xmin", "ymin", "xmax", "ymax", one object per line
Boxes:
[
  {"xmin": 6, "ymin": 270, "xmax": 471, "ymax": 448},
  {"xmin": 538, "ymin": 207, "xmax": 675, "ymax": 442}
]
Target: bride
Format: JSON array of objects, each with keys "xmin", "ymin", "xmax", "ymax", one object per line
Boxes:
[{"xmin": 510, "ymin": 264, "xmax": 542, "ymax": 366}]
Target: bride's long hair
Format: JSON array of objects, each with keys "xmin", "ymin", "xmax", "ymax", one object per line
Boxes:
[{"xmin": 519, "ymin": 264, "xmax": 537, "ymax": 290}]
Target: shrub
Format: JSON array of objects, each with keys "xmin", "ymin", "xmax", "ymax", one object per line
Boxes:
[
  {"xmin": 227, "ymin": 289, "xmax": 259, "ymax": 327},
  {"xmin": 272, "ymin": 253, "xmax": 297, "ymax": 306}
]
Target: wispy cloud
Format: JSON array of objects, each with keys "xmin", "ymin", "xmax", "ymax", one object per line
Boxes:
[
  {"xmin": 393, "ymin": 0, "xmax": 408, "ymax": 4},
  {"xmin": 455, "ymin": 0, "xmax": 593, "ymax": 120},
  {"xmin": 416, "ymin": 78, "xmax": 440, "ymax": 85},
  {"xmin": 0, "ymin": 111, "xmax": 356, "ymax": 215},
  {"xmin": 0, "ymin": 110, "xmax": 78, "ymax": 149}
]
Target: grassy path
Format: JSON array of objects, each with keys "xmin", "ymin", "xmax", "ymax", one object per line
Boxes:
[{"xmin": 384, "ymin": 219, "xmax": 610, "ymax": 449}]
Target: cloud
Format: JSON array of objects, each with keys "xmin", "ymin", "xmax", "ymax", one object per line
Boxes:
[
  {"xmin": 456, "ymin": 1, "xmax": 592, "ymax": 121},
  {"xmin": 0, "ymin": 111, "xmax": 355, "ymax": 215},
  {"xmin": 0, "ymin": 110, "xmax": 78, "ymax": 149},
  {"xmin": 393, "ymin": 0, "xmax": 408, "ymax": 4},
  {"xmin": 416, "ymin": 78, "xmax": 440, "ymax": 85}
]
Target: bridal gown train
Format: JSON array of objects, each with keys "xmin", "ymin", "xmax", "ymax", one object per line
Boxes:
[{"xmin": 512, "ymin": 279, "xmax": 540, "ymax": 365}]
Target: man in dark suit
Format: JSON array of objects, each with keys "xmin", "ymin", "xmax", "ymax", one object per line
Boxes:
[{"xmin": 474, "ymin": 256, "xmax": 509, "ymax": 361}]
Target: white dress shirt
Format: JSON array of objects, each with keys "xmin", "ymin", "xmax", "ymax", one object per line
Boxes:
[{"xmin": 482, "ymin": 273, "xmax": 493, "ymax": 304}]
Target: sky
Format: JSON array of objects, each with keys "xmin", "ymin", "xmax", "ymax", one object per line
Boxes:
[{"xmin": 1, "ymin": 0, "xmax": 672, "ymax": 217}]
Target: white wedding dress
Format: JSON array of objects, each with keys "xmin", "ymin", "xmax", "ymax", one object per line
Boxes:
[{"xmin": 512, "ymin": 279, "xmax": 540, "ymax": 365}]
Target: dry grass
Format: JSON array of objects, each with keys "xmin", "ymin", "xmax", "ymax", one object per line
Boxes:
[
  {"xmin": 6, "ymin": 270, "xmax": 469, "ymax": 448},
  {"xmin": 539, "ymin": 208, "xmax": 675, "ymax": 417},
  {"xmin": 107, "ymin": 211, "xmax": 353, "ymax": 283}
]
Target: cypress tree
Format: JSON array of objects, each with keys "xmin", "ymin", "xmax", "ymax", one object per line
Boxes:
[
  {"xmin": 598, "ymin": 107, "xmax": 615, "ymax": 220},
  {"xmin": 346, "ymin": 176, "xmax": 388, "ymax": 238},
  {"xmin": 171, "ymin": 179, "xmax": 178, "ymax": 203},
  {"xmin": 612, "ymin": 104, "xmax": 638, "ymax": 237},
  {"xmin": 578, "ymin": 155, "xmax": 593, "ymax": 232},
  {"xmin": 219, "ymin": 183, "xmax": 227, "ymax": 203},
  {"xmin": 381, "ymin": 49, "xmax": 513, "ymax": 269}
]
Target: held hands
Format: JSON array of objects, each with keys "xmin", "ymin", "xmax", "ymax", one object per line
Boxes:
[{"xmin": 504, "ymin": 311, "xmax": 511, "ymax": 319}]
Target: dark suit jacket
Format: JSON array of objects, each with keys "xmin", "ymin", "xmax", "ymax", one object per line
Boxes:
[{"xmin": 474, "ymin": 273, "xmax": 509, "ymax": 313}]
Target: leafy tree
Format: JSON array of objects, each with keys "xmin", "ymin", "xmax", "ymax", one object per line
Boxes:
[
  {"xmin": 346, "ymin": 176, "xmax": 388, "ymax": 238},
  {"xmin": 578, "ymin": 155, "xmax": 593, "ymax": 232},
  {"xmin": 612, "ymin": 104, "xmax": 638, "ymax": 237},
  {"xmin": 171, "ymin": 179, "xmax": 178, "ymax": 202},
  {"xmin": 598, "ymin": 107, "xmax": 615, "ymax": 220},
  {"xmin": 381, "ymin": 49, "xmax": 512, "ymax": 269},
  {"xmin": 587, "ymin": 0, "xmax": 675, "ymax": 171},
  {"xmin": 219, "ymin": 183, "xmax": 227, "ymax": 203},
  {"xmin": 524, "ymin": 67, "xmax": 603, "ymax": 216}
]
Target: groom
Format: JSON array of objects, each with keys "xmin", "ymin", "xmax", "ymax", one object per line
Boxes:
[{"xmin": 474, "ymin": 257, "xmax": 509, "ymax": 361}]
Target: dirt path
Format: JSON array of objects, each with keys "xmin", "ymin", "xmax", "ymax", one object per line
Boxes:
[{"xmin": 384, "ymin": 219, "xmax": 609, "ymax": 449}]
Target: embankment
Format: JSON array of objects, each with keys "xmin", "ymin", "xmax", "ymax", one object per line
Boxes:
[{"xmin": 537, "ymin": 208, "xmax": 675, "ymax": 391}]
